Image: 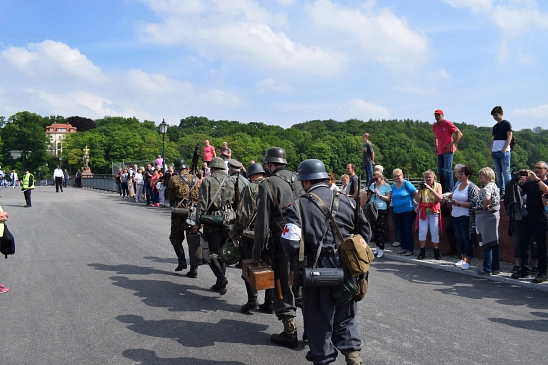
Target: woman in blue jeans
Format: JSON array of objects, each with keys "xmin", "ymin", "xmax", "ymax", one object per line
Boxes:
[
  {"xmin": 391, "ymin": 169, "xmax": 417, "ymax": 256},
  {"xmin": 446, "ymin": 166, "xmax": 479, "ymax": 270}
]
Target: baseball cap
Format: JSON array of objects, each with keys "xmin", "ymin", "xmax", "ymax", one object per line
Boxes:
[{"xmin": 434, "ymin": 109, "xmax": 444, "ymax": 115}]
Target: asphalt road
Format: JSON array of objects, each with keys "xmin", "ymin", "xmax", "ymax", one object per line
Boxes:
[{"xmin": 1, "ymin": 186, "xmax": 547, "ymax": 365}]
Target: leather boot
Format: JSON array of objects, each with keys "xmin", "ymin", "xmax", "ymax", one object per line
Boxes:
[
  {"xmin": 344, "ymin": 351, "xmax": 363, "ymax": 365},
  {"xmin": 271, "ymin": 318, "xmax": 298, "ymax": 348},
  {"xmin": 186, "ymin": 266, "xmax": 198, "ymax": 278},
  {"xmin": 241, "ymin": 280, "xmax": 258, "ymax": 312},
  {"xmin": 434, "ymin": 248, "xmax": 441, "ymax": 260},
  {"xmin": 259, "ymin": 289, "xmax": 274, "ymax": 314},
  {"xmin": 173, "ymin": 243, "xmax": 187, "ymax": 271},
  {"xmin": 208, "ymin": 257, "xmax": 228, "ymax": 295}
]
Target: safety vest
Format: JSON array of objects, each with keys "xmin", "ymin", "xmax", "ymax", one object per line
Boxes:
[{"xmin": 22, "ymin": 173, "xmax": 35, "ymax": 190}]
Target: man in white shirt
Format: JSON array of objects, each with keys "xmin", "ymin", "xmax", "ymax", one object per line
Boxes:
[
  {"xmin": 10, "ymin": 170, "xmax": 18, "ymax": 187},
  {"xmin": 53, "ymin": 165, "xmax": 64, "ymax": 192}
]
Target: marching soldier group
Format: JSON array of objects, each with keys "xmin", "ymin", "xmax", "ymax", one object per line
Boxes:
[{"xmin": 166, "ymin": 147, "xmax": 372, "ymax": 365}]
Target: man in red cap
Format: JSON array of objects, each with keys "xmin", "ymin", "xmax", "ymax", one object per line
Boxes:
[{"xmin": 432, "ymin": 109, "xmax": 462, "ymax": 192}]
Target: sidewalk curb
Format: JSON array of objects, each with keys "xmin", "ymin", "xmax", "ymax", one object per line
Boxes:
[{"xmin": 381, "ymin": 251, "xmax": 548, "ymax": 293}]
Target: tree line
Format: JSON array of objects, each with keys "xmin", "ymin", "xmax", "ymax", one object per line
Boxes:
[{"xmin": 1, "ymin": 112, "xmax": 547, "ymax": 180}]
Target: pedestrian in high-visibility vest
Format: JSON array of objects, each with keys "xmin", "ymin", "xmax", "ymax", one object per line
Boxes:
[{"xmin": 21, "ymin": 168, "xmax": 35, "ymax": 208}]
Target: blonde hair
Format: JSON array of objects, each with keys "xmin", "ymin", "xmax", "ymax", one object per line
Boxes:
[
  {"xmin": 478, "ymin": 167, "xmax": 495, "ymax": 182},
  {"xmin": 393, "ymin": 168, "xmax": 403, "ymax": 177},
  {"xmin": 423, "ymin": 170, "xmax": 436, "ymax": 179},
  {"xmin": 374, "ymin": 165, "xmax": 384, "ymax": 172},
  {"xmin": 341, "ymin": 174, "xmax": 349, "ymax": 182}
]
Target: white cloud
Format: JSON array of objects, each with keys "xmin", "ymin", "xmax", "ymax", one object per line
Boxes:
[
  {"xmin": 427, "ymin": 68, "xmax": 451, "ymax": 81},
  {"xmin": 516, "ymin": 50, "xmax": 537, "ymax": 65},
  {"xmin": 275, "ymin": 0, "xmax": 294, "ymax": 5},
  {"xmin": 491, "ymin": 4, "xmax": 548, "ymax": 34},
  {"xmin": 0, "ymin": 41, "xmax": 242, "ymax": 122},
  {"xmin": 497, "ymin": 40, "xmax": 509, "ymax": 62},
  {"xmin": 444, "ymin": 0, "xmax": 493, "ymax": 13},
  {"xmin": 256, "ymin": 78, "xmax": 292, "ymax": 94},
  {"xmin": 514, "ymin": 104, "xmax": 548, "ymax": 119},
  {"xmin": 445, "ymin": 0, "xmax": 548, "ymax": 35},
  {"xmin": 139, "ymin": 0, "xmax": 345, "ymax": 75},
  {"xmin": 0, "ymin": 40, "xmax": 105, "ymax": 82},
  {"xmin": 340, "ymin": 98, "xmax": 390, "ymax": 119},
  {"xmin": 306, "ymin": 0, "xmax": 430, "ymax": 70}
]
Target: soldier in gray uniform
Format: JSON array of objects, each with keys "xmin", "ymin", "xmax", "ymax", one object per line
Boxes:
[
  {"xmin": 280, "ymin": 159, "xmax": 371, "ymax": 365},
  {"xmin": 229, "ymin": 163, "xmax": 274, "ymax": 312},
  {"xmin": 166, "ymin": 158, "xmax": 200, "ymax": 275},
  {"xmin": 252, "ymin": 147, "xmax": 304, "ymax": 348},
  {"xmin": 192, "ymin": 157, "xmax": 235, "ymax": 295},
  {"xmin": 228, "ymin": 159, "xmax": 250, "ymax": 193}
]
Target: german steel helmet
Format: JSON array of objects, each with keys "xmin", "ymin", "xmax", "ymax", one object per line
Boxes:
[
  {"xmin": 209, "ymin": 157, "xmax": 226, "ymax": 170},
  {"xmin": 173, "ymin": 158, "xmax": 187, "ymax": 170},
  {"xmin": 297, "ymin": 159, "xmax": 329, "ymax": 181},
  {"xmin": 263, "ymin": 147, "xmax": 287, "ymax": 164},
  {"xmin": 220, "ymin": 241, "xmax": 241, "ymax": 265},
  {"xmin": 246, "ymin": 163, "xmax": 266, "ymax": 178}
]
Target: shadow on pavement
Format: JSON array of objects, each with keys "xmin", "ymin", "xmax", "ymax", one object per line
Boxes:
[
  {"xmin": 109, "ymin": 275, "xmax": 242, "ymax": 313},
  {"xmin": 118, "ymin": 315, "xmax": 270, "ymax": 348},
  {"xmin": 373, "ymin": 260, "xmax": 548, "ymax": 311},
  {"xmin": 89, "ymin": 263, "xmax": 175, "ymax": 276},
  {"xmin": 143, "ymin": 256, "xmax": 178, "ymax": 265},
  {"xmin": 122, "ymin": 348, "xmax": 246, "ymax": 364}
]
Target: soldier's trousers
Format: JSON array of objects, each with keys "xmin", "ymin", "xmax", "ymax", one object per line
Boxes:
[
  {"xmin": 272, "ymin": 249, "xmax": 302, "ymax": 321},
  {"xmin": 169, "ymin": 215, "xmax": 187, "ymax": 263},
  {"xmin": 303, "ymin": 286, "xmax": 361, "ymax": 365},
  {"xmin": 206, "ymin": 229, "xmax": 227, "ymax": 281}
]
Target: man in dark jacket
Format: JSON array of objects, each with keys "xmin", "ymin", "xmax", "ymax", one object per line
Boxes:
[
  {"xmin": 281, "ymin": 159, "xmax": 371, "ymax": 365},
  {"xmin": 252, "ymin": 147, "xmax": 304, "ymax": 348}
]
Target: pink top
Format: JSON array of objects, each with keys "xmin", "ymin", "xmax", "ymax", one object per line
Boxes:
[
  {"xmin": 203, "ymin": 145, "xmax": 215, "ymax": 161},
  {"xmin": 154, "ymin": 157, "xmax": 163, "ymax": 168},
  {"xmin": 432, "ymin": 119, "xmax": 458, "ymax": 155}
]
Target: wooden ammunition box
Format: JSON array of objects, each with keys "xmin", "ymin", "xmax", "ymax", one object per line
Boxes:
[{"xmin": 242, "ymin": 259, "xmax": 275, "ymax": 290}]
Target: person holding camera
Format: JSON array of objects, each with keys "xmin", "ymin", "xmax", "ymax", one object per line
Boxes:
[
  {"xmin": 511, "ymin": 162, "xmax": 548, "ymax": 283},
  {"xmin": 416, "ymin": 170, "xmax": 444, "ymax": 260},
  {"xmin": 280, "ymin": 159, "xmax": 371, "ymax": 365},
  {"xmin": 445, "ymin": 166, "xmax": 479, "ymax": 270}
]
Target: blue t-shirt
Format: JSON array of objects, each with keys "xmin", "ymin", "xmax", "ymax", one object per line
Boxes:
[
  {"xmin": 392, "ymin": 180, "xmax": 417, "ymax": 214},
  {"xmin": 369, "ymin": 182, "xmax": 391, "ymax": 211}
]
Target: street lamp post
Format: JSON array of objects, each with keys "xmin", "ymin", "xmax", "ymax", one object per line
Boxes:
[
  {"xmin": 59, "ymin": 155, "xmax": 62, "ymax": 169},
  {"xmin": 159, "ymin": 119, "xmax": 168, "ymax": 172}
]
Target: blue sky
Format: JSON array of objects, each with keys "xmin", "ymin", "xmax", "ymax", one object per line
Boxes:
[{"xmin": 1, "ymin": 0, "xmax": 547, "ymax": 130}]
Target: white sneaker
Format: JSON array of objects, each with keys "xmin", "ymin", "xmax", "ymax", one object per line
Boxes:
[
  {"xmin": 376, "ymin": 249, "xmax": 384, "ymax": 258},
  {"xmin": 454, "ymin": 260, "xmax": 464, "ymax": 267},
  {"xmin": 391, "ymin": 241, "xmax": 401, "ymax": 247},
  {"xmin": 461, "ymin": 263, "xmax": 471, "ymax": 270}
]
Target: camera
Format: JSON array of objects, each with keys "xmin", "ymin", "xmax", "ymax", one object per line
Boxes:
[
  {"xmin": 519, "ymin": 170, "xmax": 528, "ymax": 177},
  {"xmin": 544, "ymin": 193, "xmax": 548, "ymax": 199},
  {"xmin": 419, "ymin": 182, "xmax": 427, "ymax": 189}
]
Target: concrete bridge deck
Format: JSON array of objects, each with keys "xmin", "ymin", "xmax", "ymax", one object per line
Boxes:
[{"xmin": 1, "ymin": 186, "xmax": 547, "ymax": 364}]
